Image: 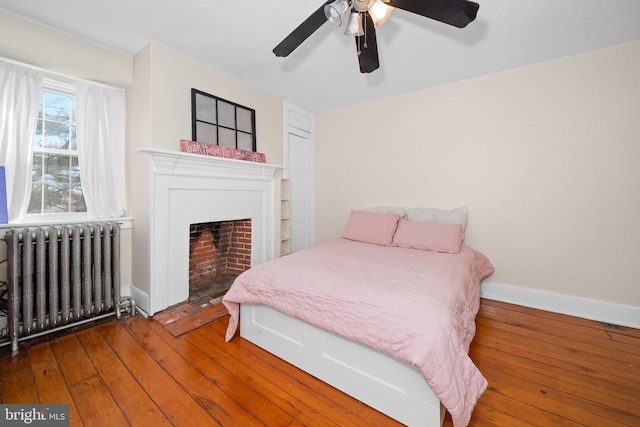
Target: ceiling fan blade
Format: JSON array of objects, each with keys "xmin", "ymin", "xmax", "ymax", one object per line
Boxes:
[
  {"xmin": 355, "ymin": 12, "xmax": 379, "ymax": 73},
  {"xmin": 273, "ymin": 1, "xmax": 333, "ymax": 57},
  {"xmin": 385, "ymin": 0, "xmax": 479, "ymax": 28}
]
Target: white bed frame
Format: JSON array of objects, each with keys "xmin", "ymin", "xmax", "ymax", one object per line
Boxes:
[{"xmin": 240, "ymin": 304, "xmax": 445, "ymax": 427}]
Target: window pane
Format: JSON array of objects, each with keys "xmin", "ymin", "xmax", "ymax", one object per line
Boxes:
[
  {"xmin": 196, "ymin": 122, "xmax": 217, "ymax": 145},
  {"xmin": 42, "ymin": 119, "xmax": 70, "ymax": 149},
  {"xmin": 44, "ymin": 91, "xmax": 71, "ymax": 124},
  {"xmin": 237, "ymin": 108, "xmax": 253, "ymax": 133},
  {"xmin": 28, "ymin": 154, "xmax": 86, "ymax": 214},
  {"xmin": 70, "ymin": 156, "xmax": 86, "ymax": 212},
  {"xmin": 38, "ymin": 92, "xmax": 44, "ymax": 120},
  {"xmin": 38, "ymin": 91, "xmax": 73, "ymax": 150},
  {"xmin": 70, "ymin": 97, "xmax": 77, "ymax": 150},
  {"xmin": 218, "ymin": 128, "xmax": 236, "ymax": 148},
  {"xmin": 237, "ymin": 132, "xmax": 253, "ymax": 151},
  {"xmin": 70, "ymin": 125, "xmax": 77, "ymax": 151},
  {"xmin": 28, "ymin": 153, "xmax": 44, "ymax": 214},
  {"xmin": 195, "ymin": 93, "xmax": 216, "ymax": 124},
  {"xmin": 29, "ymin": 153, "xmax": 63, "ymax": 214},
  {"xmin": 218, "ymin": 101, "xmax": 235, "ymax": 128},
  {"xmin": 44, "ymin": 154, "xmax": 69, "ymax": 213},
  {"xmin": 34, "ymin": 119, "xmax": 43, "ymax": 148}
]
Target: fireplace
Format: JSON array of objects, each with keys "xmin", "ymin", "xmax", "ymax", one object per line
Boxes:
[
  {"xmin": 189, "ymin": 219, "xmax": 251, "ymax": 282},
  {"xmin": 139, "ymin": 148, "xmax": 280, "ymax": 315}
]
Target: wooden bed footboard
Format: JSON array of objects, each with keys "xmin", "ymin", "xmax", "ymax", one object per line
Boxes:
[{"xmin": 240, "ymin": 304, "xmax": 445, "ymax": 427}]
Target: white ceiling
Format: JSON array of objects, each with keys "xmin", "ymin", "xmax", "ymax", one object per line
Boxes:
[{"xmin": 1, "ymin": 0, "xmax": 639, "ymax": 112}]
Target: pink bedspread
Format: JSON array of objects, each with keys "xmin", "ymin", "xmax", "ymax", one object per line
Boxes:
[{"xmin": 223, "ymin": 239, "xmax": 494, "ymax": 427}]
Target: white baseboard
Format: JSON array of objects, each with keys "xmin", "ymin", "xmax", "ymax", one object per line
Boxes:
[
  {"xmin": 480, "ymin": 282, "xmax": 640, "ymax": 330},
  {"xmin": 129, "ymin": 286, "xmax": 150, "ymax": 316},
  {"xmin": 119, "ymin": 285, "xmax": 131, "ymax": 297},
  {"xmin": 118, "ymin": 285, "xmax": 148, "ymax": 317}
]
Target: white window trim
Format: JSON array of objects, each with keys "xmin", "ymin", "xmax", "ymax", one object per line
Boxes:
[{"xmin": 42, "ymin": 77, "xmax": 75, "ymax": 96}]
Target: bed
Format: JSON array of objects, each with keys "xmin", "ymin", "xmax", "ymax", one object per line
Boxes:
[{"xmin": 223, "ymin": 208, "xmax": 494, "ymax": 427}]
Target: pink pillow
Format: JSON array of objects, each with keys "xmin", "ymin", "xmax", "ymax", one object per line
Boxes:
[
  {"xmin": 392, "ymin": 219, "xmax": 462, "ymax": 253},
  {"xmin": 342, "ymin": 210, "xmax": 400, "ymax": 246}
]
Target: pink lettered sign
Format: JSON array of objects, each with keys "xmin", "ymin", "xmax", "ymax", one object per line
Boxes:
[{"xmin": 180, "ymin": 139, "xmax": 266, "ymax": 163}]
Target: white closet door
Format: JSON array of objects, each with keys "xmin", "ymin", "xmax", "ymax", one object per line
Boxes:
[
  {"xmin": 284, "ymin": 102, "xmax": 314, "ymax": 253},
  {"xmin": 289, "ymin": 132, "xmax": 313, "ymax": 252}
]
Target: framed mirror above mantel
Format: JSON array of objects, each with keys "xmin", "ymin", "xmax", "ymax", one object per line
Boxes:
[{"xmin": 191, "ymin": 89, "xmax": 257, "ymax": 152}]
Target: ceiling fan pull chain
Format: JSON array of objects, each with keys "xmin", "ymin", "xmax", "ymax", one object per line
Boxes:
[{"xmin": 363, "ymin": 12, "xmax": 368, "ymax": 49}]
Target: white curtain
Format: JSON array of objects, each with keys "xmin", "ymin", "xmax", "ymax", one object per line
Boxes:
[
  {"xmin": 76, "ymin": 82, "xmax": 124, "ymax": 218},
  {"xmin": 0, "ymin": 61, "xmax": 43, "ymax": 222}
]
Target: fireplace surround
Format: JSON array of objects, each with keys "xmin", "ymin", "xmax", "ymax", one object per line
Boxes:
[{"xmin": 139, "ymin": 148, "xmax": 280, "ymax": 315}]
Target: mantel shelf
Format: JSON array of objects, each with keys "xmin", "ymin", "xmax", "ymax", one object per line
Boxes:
[{"xmin": 138, "ymin": 148, "xmax": 282, "ymax": 180}]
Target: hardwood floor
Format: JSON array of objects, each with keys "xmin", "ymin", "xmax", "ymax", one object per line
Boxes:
[{"xmin": 1, "ymin": 299, "xmax": 638, "ymax": 426}]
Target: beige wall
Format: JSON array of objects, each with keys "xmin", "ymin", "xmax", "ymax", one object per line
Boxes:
[
  {"xmin": 315, "ymin": 40, "xmax": 640, "ymax": 309},
  {"xmin": 126, "ymin": 42, "xmax": 285, "ymax": 302},
  {"xmin": 0, "ymin": 9, "xmax": 131, "ymax": 87}
]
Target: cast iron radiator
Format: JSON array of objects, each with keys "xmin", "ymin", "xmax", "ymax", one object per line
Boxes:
[{"xmin": 1, "ymin": 222, "xmax": 127, "ymax": 355}]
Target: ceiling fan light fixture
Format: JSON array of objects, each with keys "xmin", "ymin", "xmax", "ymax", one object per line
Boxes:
[
  {"xmin": 344, "ymin": 10, "xmax": 364, "ymax": 36},
  {"xmin": 351, "ymin": 0, "xmax": 375, "ymax": 12},
  {"xmin": 273, "ymin": 0, "xmax": 481, "ymax": 73},
  {"xmin": 324, "ymin": 0, "xmax": 351, "ymax": 26},
  {"xmin": 369, "ymin": 0, "xmax": 393, "ymax": 28}
]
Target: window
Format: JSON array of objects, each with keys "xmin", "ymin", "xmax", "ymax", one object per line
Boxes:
[
  {"xmin": 191, "ymin": 89, "xmax": 256, "ymax": 151},
  {"xmin": 1, "ymin": 60, "xmax": 124, "ymax": 222},
  {"xmin": 28, "ymin": 80, "xmax": 86, "ymax": 215}
]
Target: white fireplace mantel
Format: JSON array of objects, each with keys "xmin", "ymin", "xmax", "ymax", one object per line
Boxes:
[
  {"xmin": 139, "ymin": 148, "xmax": 281, "ymax": 182},
  {"xmin": 138, "ymin": 148, "xmax": 281, "ymax": 315}
]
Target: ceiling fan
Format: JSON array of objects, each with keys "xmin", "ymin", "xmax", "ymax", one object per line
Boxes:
[{"xmin": 273, "ymin": 0, "xmax": 479, "ymax": 73}]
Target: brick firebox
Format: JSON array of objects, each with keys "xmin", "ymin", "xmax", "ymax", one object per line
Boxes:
[{"xmin": 188, "ymin": 219, "xmax": 252, "ymax": 284}]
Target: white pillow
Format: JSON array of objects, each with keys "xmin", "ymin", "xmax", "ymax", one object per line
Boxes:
[
  {"xmin": 359, "ymin": 206, "xmax": 406, "ymax": 217},
  {"xmin": 405, "ymin": 206, "xmax": 468, "ymax": 240}
]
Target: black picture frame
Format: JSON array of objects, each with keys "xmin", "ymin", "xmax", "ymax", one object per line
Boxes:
[{"xmin": 191, "ymin": 88, "xmax": 257, "ymax": 152}]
